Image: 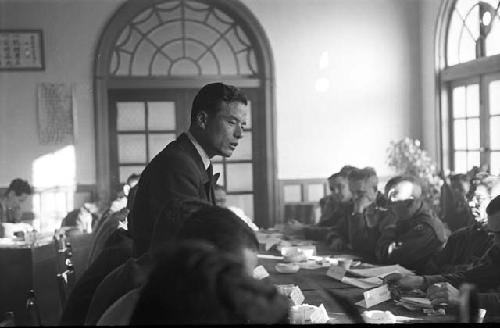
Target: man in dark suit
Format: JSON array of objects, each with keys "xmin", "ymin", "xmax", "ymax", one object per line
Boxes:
[{"xmin": 130, "ymin": 82, "xmax": 248, "ymax": 256}]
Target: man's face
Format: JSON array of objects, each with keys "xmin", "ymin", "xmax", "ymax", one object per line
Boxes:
[
  {"xmin": 387, "ymin": 181, "xmax": 419, "ymax": 220},
  {"xmin": 204, "ymin": 101, "xmax": 247, "ymax": 158},
  {"xmin": 349, "ymin": 179, "xmax": 377, "ymax": 205},
  {"xmin": 7, "ymin": 191, "xmax": 28, "ymax": 208},
  {"xmin": 330, "ymin": 177, "xmax": 351, "ymax": 203}
]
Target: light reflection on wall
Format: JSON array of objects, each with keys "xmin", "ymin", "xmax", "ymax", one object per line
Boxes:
[{"xmin": 32, "ymin": 145, "xmax": 76, "ymax": 233}]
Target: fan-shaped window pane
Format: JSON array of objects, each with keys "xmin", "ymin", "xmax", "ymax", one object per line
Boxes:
[
  {"xmin": 486, "ymin": 15, "xmax": 500, "ymax": 56},
  {"xmin": 110, "ymin": 0, "xmax": 259, "ymax": 77}
]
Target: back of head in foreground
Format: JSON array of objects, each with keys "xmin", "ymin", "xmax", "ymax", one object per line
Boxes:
[{"xmin": 129, "ymin": 241, "xmax": 290, "ymax": 324}]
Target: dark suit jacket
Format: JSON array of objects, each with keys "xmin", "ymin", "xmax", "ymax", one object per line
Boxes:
[{"xmin": 130, "ymin": 133, "xmax": 216, "ymax": 257}]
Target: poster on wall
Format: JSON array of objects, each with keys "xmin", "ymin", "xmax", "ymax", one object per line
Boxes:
[
  {"xmin": 0, "ymin": 30, "xmax": 44, "ymax": 70},
  {"xmin": 37, "ymin": 83, "xmax": 76, "ymax": 145}
]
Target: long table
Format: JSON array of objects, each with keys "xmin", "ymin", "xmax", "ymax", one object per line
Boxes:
[{"xmin": 257, "ymin": 240, "xmax": 456, "ymax": 323}]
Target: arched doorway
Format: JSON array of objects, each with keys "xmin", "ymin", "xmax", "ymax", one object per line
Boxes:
[{"xmin": 93, "ymin": 0, "xmax": 277, "ymax": 227}]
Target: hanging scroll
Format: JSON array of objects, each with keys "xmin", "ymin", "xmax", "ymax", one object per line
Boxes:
[{"xmin": 37, "ymin": 83, "xmax": 76, "ymax": 145}]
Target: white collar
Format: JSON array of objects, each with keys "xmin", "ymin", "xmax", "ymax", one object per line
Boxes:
[{"xmin": 186, "ymin": 131, "xmax": 211, "ymax": 170}]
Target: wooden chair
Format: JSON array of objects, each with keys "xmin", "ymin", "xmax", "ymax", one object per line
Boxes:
[{"xmin": 56, "ymin": 242, "xmax": 76, "ymax": 309}]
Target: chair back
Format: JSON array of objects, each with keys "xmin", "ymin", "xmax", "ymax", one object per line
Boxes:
[
  {"xmin": 55, "ymin": 241, "xmax": 76, "ymax": 308},
  {"xmin": 25, "ymin": 290, "xmax": 42, "ymax": 326}
]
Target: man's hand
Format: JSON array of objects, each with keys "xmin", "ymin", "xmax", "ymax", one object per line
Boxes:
[
  {"xmin": 353, "ymin": 196, "xmax": 374, "ymax": 214},
  {"xmin": 383, "ymin": 273, "xmax": 425, "ymax": 290},
  {"xmin": 427, "ymin": 283, "xmax": 459, "ymax": 306}
]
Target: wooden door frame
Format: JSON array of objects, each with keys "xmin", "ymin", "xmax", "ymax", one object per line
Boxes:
[{"xmin": 93, "ymin": 0, "xmax": 277, "ymax": 227}]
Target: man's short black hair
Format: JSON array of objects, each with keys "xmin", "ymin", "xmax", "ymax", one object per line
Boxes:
[
  {"xmin": 126, "ymin": 173, "xmax": 140, "ymax": 185},
  {"xmin": 130, "ymin": 241, "xmax": 290, "ymax": 325},
  {"xmin": 6, "ymin": 178, "xmax": 32, "ymax": 196},
  {"xmin": 176, "ymin": 205, "xmax": 259, "ymax": 254},
  {"xmin": 190, "ymin": 82, "xmax": 248, "ymax": 123},
  {"xmin": 486, "ymin": 195, "xmax": 500, "ymax": 216}
]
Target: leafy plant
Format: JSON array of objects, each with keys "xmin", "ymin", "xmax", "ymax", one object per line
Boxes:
[{"xmin": 386, "ymin": 138, "xmax": 442, "ymax": 213}]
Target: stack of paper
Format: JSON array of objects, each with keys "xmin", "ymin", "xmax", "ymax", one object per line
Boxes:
[
  {"xmin": 252, "ymin": 265, "xmax": 270, "ymax": 280},
  {"xmin": 348, "ymin": 265, "xmax": 414, "ymax": 279},
  {"xmin": 276, "ymin": 284, "xmax": 305, "ymax": 305},
  {"xmin": 340, "ymin": 276, "xmax": 383, "ymax": 289}
]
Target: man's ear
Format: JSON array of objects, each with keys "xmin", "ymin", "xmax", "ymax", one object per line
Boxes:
[{"xmin": 195, "ymin": 110, "xmax": 209, "ymax": 129}]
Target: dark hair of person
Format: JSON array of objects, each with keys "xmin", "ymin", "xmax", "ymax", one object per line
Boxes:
[
  {"xmin": 450, "ymin": 173, "xmax": 468, "ymax": 184},
  {"xmin": 348, "ymin": 167, "xmax": 378, "ymax": 186},
  {"xmin": 175, "ymin": 205, "xmax": 259, "ymax": 254},
  {"xmin": 130, "ymin": 241, "xmax": 290, "ymax": 325},
  {"xmin": 486, "ymin": 195, "xmax": 500, "ymax": 216},
  {"xmin": 339, "ymin": 165, "xmax": 357, "ymax": 177},
  {"xmin": 190, "ymin": 82, "xmax": 248, "ymax": 123},
  {"xmin": 6, "ymin": 178, "xmax": 32, "ymax": 196},
  {"xmin": 383, "ymin": 175, "xmax": 422, "ymax": 199},
  {"xmin": 328, "ymin": 172, "xmax": 345, "ymax": 181}
]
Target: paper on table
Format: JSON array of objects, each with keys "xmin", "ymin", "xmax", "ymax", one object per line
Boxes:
[
  {"xmin": 340, "ymin": 276, "xmax": 383, "ymax": 289},
  {"xmin": 252, "ymin": 265, "xmax": 270, "ymax": 280},
  {"xmin": 257, "ymin": 254, "xmax": 284, "ymax": 260},
  {"xmin": 348, "ymin": 265, "xmax": 413, "ymax": 278},
  {"xmin": 400, "ymin": 297, "xmax": 432, "ymax": 307}
]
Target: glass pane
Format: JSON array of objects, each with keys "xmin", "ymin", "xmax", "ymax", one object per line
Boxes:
[
  {"xmin": 491, "ymin": 152, "xmax": 500, "ymax": 176},
  {"xmin": 213, "ymin": 163, "xmax": 224, "ymax": 187},
  {"xmin": 459, "ymin": 30, "xmax": 476, "ymax": 63},
  {"xmin": 226, "ymin": 163, "xmax": 253, "ymax": 192},
  {"xmin": 467, "ymin": 151, "xmax": 480, "ymax": 170},
  {"xmin": 283, "ymin": 185, "xmax": 302, "ymax": 203},
  {"xmin": 464, "ymin": 4, "xmax": 479, "ymax": 40},
  {"xmin": 117, "ymin": 102, "xmax": 145, "ymax": 130},
  {"xmin": 454, "ymin": 151, "xmax": 467, "ymax": 173},
  {"xmin": 466, "ymin": 118, "xmax": 480, "ymax": 149},
  {"xmin": 118, "ymin": 134, "xmax": 146, "ymax": 163},
  {"xmin": 466, "ymin": 84, "xmax": 479, "ymax": 117},
  {"xmin": 454, "ymin": 119, "xmax": 467, "ymax": 150},
  {"xmin": 246, "ymin": 100, "xmax": 252, "ymax": 129},
  {"xmin": 148, "ymin": 134, "xmax": 176, "ymax": 160},
  {"xmin": 486, "ymin": 15, "xmax": 500, "ymax": 56},
  {"xmin": 148, "ymin": 102, "xmax": 176, "ymax": 130},
  {"xmin": 490, "ymin": 80, "xmax": 500, "ymax": 115},
  {"xmin": 490, "ymin": 116, "xmax": 500, "ymax": 149},
  {"xmin": 452, "ymin": 86, "xmax": 466, "ymax": 118},
  {"xmin": 120, "ymin": 166, "xmax": 144, "ymax": 183},
  {"xmin": 226, "ymin": 194, "xmax": 254, "ymax": 222},
  {"xmin": 447, "ymin": 11, "xmax": 462, "ymax": 66},
  {"xmin": 229, "ymin": 131, "xmax": 252, "ymax": 160},
  {"xmin": 307, "ymin": 184, "xmax": 325, "ymax": 202}
]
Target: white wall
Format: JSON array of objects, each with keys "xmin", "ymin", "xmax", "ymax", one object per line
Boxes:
[
  {"xmin": 0, "ymin": 0, "xmax": 124, "ymax": 187},
  {"xmin": 245, "ymin": 0, "xmax": 424, "ymax": 179},
  {"xmin": 0, "ymin": 0, "xmax": 434, "ymax": 188}
]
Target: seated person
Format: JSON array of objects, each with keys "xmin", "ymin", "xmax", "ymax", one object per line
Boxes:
[
  {"xmin": 60, "ymin": 204, "xmax": 98, "ymax": 236},
  {"xmin": 319, "ymin": 170, "xmax": 354, "ymax": 227},
  {"xmin": 214, "ymin": 184, "xmax": 258, "ymax": 231},
  {"xmin": 325, "ymin": 167, "xmax": 391, "ymax": 262},
  {"xmin": 87, "ymin": 186, "xmax": 137, "ymax": 266},
  {"xmin": 383, "ymin": 195, "xmax": 500, "ymax": 319},
  {"xmin": 85, "ymin": 203, "xmax": 260, "ymax": 325},
  {"xmin": 127, "ymin": 241, "xmax": 290, "ymax": 325},
  {"xmin": 375, "ymin": 176, "xmax": 446, "ymax": 273},
  {"xmin": 423, "ymin": 182, "xmax": 494, "ymax": 275},
  {"xmin": 93, "ymin": 173, "xmax": 139, "ymax": 233},
  {"xmin": 440, "ymin": 174, "xmax": 475, "ymax": 233},
  {"xmin": 0, "ymin": 178, "xmax": 33, "ymax": 236},
  {"xmin": 59, "ymin": 226, "xmax": 133, "ymax": 326}
]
